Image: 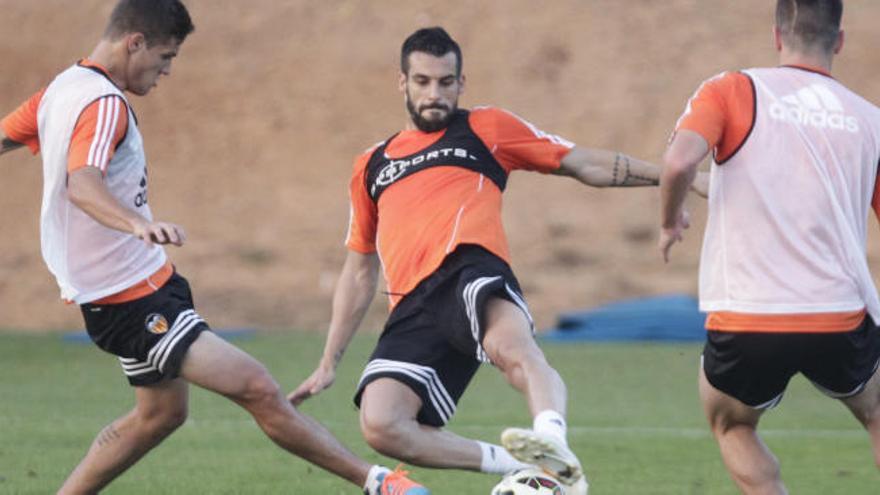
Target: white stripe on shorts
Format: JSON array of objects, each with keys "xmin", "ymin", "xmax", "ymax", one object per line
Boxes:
[
  {"xmin": 118, "ymin": 358, "xmax": 158, "ymax": 377},
  {"xmin": 147, "ymin": 310, "xmax": 203, "ymax": 373},
  {"xmin": 359, "ymin": 358, "xmax": 456, "ymax": 424},
  {"xmin": 504, "ymin": 283, "xmax": 535, "ymax": 334},
  {"xmin": 463, "ymin": 276, "xmax": 502, "ymax": 363},
  {"xmin": 118, "ymin": 309, "xmax": 205, "ymax": 378}
]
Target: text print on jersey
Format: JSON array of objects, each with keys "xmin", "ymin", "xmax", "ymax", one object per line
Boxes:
[
  {"xmin": 134, "ymin": 175, "xmax": 148, "ymax": 207},
  {"xmin": 372, "ymin": 147, "xmax": 478, "ymax": 195},
  {"xmin": 769, "ymin": 83, "xmax": 859, "ymax": 133}
]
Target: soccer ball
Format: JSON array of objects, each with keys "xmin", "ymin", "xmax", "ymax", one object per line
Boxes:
[{"xmin": 491, "ymin": 467, "xmax": 565, "ymax": 495}]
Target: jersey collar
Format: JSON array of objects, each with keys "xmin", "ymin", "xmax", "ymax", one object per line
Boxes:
[
  {"xmin": 77, "ymin": 58, "xmax": 124, "ymax": 89},
  {"xmin": 780, "ymin": 64, "xmax": 834, "ymax": 79}
]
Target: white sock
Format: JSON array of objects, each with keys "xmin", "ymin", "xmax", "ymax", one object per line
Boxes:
[
  {"xmin": 533, "ymin": 410, "xmax": 567, "ymax": 445},
  {"xmin": 478, "ymin": 440, "xmax": 530, "ymax": 474},
  {"xmin": 363, "ymin": 465, "xmax": 390, "ymax": 495}
]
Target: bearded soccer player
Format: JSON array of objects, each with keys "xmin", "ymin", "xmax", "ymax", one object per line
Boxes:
[
  {"xmin": 660, "ymin": 1, "xmax": 880, "ymax": 493},
  {"xmin": 0, "ymin": 1, "xmax": 428, "ymax": 493},
  {"xmin": 291, "ymin": 26, "xmax": 705, "ymax": 494}
]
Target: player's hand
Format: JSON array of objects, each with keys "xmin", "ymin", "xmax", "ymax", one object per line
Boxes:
[
  {"xmin": 659, "ymin": 210, "xmax": 690, "ymax": 263},
  {"xmin": 690, "ymin": 171, "xmax": 710, "ymax": 198},
  {"xmin": 134, "ymin": 221, "xmax": 187, "ymax": 246},
  {"xmin": 288, "ymin": 364, "xmax": 336, "ymax": 406}
]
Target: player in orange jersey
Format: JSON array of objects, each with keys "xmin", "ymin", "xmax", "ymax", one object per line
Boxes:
[
  {"xmin": 660, "ymin": 1, "xmax": 880, "ymax": 493},
  {"xmin": 291, "ymin": 26, "xmax": 706, "ymax": 495},
  {"xmin": 0, "ymin": 1, "xmax": 428, "ymax": 494}
]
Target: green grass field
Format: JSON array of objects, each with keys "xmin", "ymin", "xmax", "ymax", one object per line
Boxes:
[{"xmin": 0, "ymin": 331, "xmax": 877, "ymax": 494}]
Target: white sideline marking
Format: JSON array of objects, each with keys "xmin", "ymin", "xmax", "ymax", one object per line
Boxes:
[
  {"xmin": 176, "ymin": 419, "xmax": 865, "ymax": 439},
  {"xmin": 454, "ymin": 424, "xmax": 864, "ymax": 439}
]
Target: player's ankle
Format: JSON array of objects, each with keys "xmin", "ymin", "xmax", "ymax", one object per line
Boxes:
[
  {"xmin": 533, "ymin": 409, "xmax": 568, "ymax": 445},
  {"xmin": 478, "ymin": 440, "xmax": 530, "ymax": 474},
  {"xmin": 363, "ymin": 465, "xmax": 391, "ymax": 495}
]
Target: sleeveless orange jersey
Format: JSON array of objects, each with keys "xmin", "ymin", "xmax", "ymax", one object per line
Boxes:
[{"xmin": 347, "ymin": 106, "xmax": 573, "ymax": 308}]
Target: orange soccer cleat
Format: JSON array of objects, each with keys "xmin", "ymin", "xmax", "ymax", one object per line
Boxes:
[{"xmin": 376, "ymin": 465, "xmax": 431, "ymax": 495}]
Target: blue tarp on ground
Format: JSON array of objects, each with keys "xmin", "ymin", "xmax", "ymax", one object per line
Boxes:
[{"xmin": 540, "ymin": 294, "xmax": 706, "ymax": 342}]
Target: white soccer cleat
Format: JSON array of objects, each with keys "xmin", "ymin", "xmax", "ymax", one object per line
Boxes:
[{"xmin": 501, "ymin": 428, "xmax": 586, "ymax": 488}]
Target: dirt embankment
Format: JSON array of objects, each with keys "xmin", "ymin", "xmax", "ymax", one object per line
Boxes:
[{"xmin": 3, "ymin": 0, "xmax": 880, "ymax": 332}]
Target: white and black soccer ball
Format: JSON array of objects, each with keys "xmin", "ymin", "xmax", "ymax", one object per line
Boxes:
[{"xmin": 491, "ymin": 467, "xmax": 565, "ymax": 495}]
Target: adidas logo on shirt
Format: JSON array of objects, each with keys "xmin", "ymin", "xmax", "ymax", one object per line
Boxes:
[{"xmin": 769, "ymin": 83, "xmax": 859, "ymax": 133}]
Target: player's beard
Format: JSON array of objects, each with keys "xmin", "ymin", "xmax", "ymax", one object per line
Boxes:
[{"xmin": 406, "ymin": 92, "xmax": 457, "ymax": 133}]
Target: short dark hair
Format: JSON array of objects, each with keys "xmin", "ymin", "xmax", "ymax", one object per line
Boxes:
[
  {"xmin": 400, "ymin": 27, "xmax": 462, "ymax": 76},
  {"xmin": 104, "ymin": 0, "xmax": 194, "ymax": 46},
  {"xmin": 775, "ymin": 0, "xmax": 842, "ymax": 52}
]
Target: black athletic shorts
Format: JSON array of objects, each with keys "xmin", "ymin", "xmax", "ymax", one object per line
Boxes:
[
  {"xmin": 80, "ymin": 272, "xmax": 210, "ymax": 386},
  {"xmin": 354, "ymin": 244, "xmax": 534, "ymax": 427},
  {"xmin": 703, "ymin": 316, "xmax": 880, "ymax": 409}
]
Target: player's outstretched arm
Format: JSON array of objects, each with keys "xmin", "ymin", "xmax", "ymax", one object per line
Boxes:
[
  {"xmin": 289, "ymin": 250, "xmax": 380, "ymax": 406},
  {"xmin": 659, "ymin": 129, "xmax": 710, "ymax": 262},
  {"xmin": 68, "ymin": 166, "xmax": 185, "ymax": 246},
  {"xmin": 556, "ymin": 145, "xmax": 709, "ymax": 197},
  {"xmin": 0, "ymin": 132, "xmax": 25, "ymax": 156},
  {"xmin": 555, "ymin": 146, "xmax": 660, "ymax": 187}
]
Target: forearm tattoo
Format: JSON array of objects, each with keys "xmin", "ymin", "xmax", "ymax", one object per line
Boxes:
[
  {"xmin": 332, "ymin": 349, "xmax": 345, "ymax": 366},
  {"xmin": 97, "ymin": 424, "xmax": 121, "ymax": 447},
  {"xmin": 612, "ymin": 153, "xmax": 658, "ymax": 186}
]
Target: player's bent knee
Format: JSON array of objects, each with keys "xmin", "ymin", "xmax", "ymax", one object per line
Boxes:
[
  {"xmin": 491, "ymin": 340, "xmax": 545, "ymax": 371},
  {"xmin": 746, "ymin": 460, "xmax": 781, "ymax": 487},
  {"xmin": 227, "ymin": 366, "xmax": 284, "ymax": 414},
  {"xmin": 361, "ymin": 414, "xmax": 415, "ymax": 460},
  {"xmin": 137, "ymin": 404, "xmax": 188, "ymax": 436},
  {"xmin": 496, "ymin": 347, "xmax": 555, "ymax": 383},
  {"xmin": 709, "ymin": 416, "xmax": 742, "ymax": 436},
  {"xmin": 158, "ymin": 408, "xmax": 188, "ymax": 433},
  {"xmin": 243, "ymin": 372, "xmax": 283, "ymax": 405}
]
